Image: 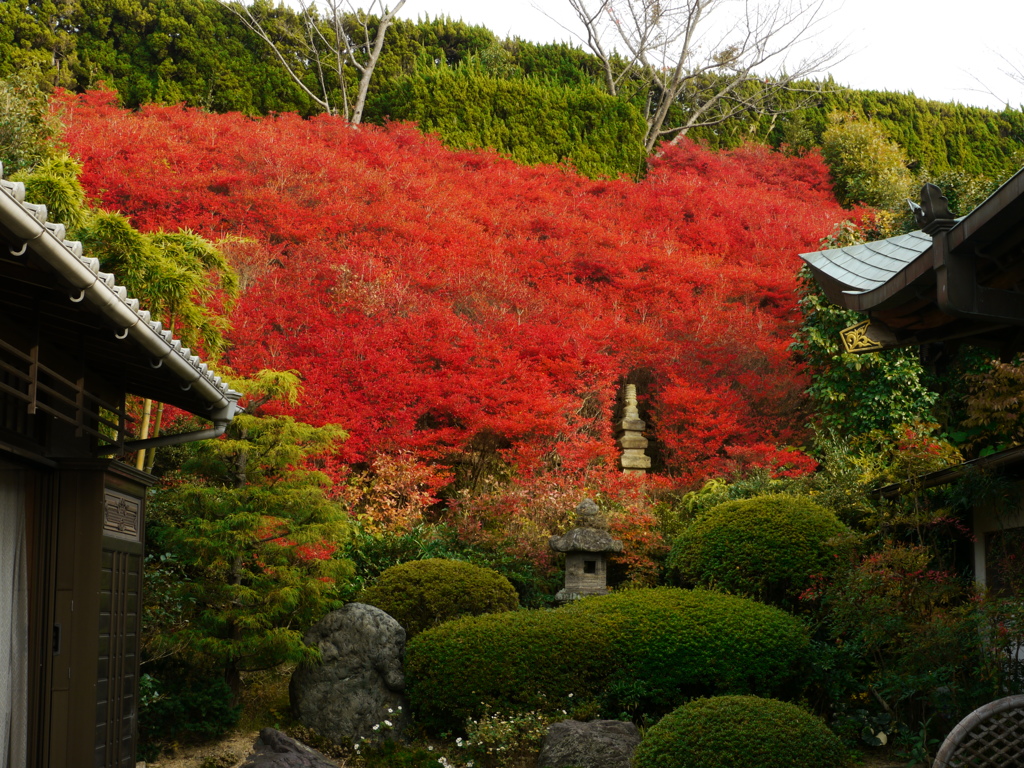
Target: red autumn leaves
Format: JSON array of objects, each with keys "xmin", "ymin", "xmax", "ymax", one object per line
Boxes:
[{"xmin": 58, "ymin": 90, "xmax": 848, "ymax": 484}]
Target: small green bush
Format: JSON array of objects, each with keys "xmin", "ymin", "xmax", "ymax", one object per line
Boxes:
[
  {"xmin": 821, "ymin": 112, "xmax": 914, "ymax": 211},
  {"xmin": 406, "ymin": 588, "xmax": 809, "ymax": 733},
  {"xmin": 668, "ymin": 494, "xmax": 852, "ymax": 609},
  {"xmin": 359, "ymin": 558, "xmax": 519, "ymax": 637},
  {"xmin": 633, "ymin": 695, "xmax": 849, "ymax": 768}
]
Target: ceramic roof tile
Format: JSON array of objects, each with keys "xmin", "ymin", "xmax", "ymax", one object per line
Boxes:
[{"xmin": 0, "ymin": 159, "xmax": 238, "ymax": 415}]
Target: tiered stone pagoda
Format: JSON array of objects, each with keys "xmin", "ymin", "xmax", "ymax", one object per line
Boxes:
[
  {"xmin": 549, "ymin": 499, "xmax": 623, "ymax": 604},
  {"xmin": 617, "ymin": 384, "xmax": 650, "ymax": 473}
]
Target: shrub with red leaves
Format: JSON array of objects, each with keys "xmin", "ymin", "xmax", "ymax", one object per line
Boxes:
[{"xmin": 55, "ymin": 90, "xmax": 848, "ymax": 485}]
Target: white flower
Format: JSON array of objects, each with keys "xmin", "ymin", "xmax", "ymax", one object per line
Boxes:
[
  {"xmin": 388, "ymin": 708, "xmax": 394, "ymax": 713},
  {"xmin": 372, "ymin": 724, "xmax": 381, "ymax": 731},
  {"xmin": 384, "ymin": 720, "xmax": 393, "ymax": 727},
  {"xmin": 427, "ymin": 746, "xmax": 434, "ymax": 751},
  {"xmin": 568, "ymin": 693, "xmax": 574, "ymax": 698},
  {"xmin": 456, "ymin": 737, "xmax": 464, "ymax": 747}
]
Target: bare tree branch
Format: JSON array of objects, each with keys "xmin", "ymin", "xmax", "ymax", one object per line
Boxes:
[
  {"xmin": 999, "ymin": 53, "xmax": 1024, "ymax": 88},
  {"xmin": 565, "ymin": 0, "xmax": 845, "ymax": 152},
  {"xmin": 221, "ymin": 0, "xmax": 407, "ymax": 123}
]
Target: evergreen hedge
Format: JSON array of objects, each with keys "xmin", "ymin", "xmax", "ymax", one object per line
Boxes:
[
  {"xmin": 633, "ymin": 695, "xmax": 849, "ymax": 768},
  {"xmin": 668, "ymin": 494, "xmax": 853, "ymax": 609},
  {"xmin": 370, "ymin": 61, "xmax": 648, "ymax": 178},
  {"xmin": 359, "ymin": 558, "xmax": 519, "ymax": 638},
  {"xmin": 405, "ymin": 588, "xmax": 809, "ymax": 733}
]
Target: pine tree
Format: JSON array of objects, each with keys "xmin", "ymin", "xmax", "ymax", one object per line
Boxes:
[{"xmin": 146, "ymin": 370, "xmax": 353, "ymax": 698}]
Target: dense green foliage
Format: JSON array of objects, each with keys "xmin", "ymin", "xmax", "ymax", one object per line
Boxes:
[
  {"xmin": 405, "ymin": 588, "xmax": 809, "ymax": 733},
  {"xmin": 633, "ymin": 695, "xmax": 849, "ymax": 768},
  {"xmin": 0, "ymin": 75, "xmax": 56, "ymax": 173},
  {"xmin": 821, "ymin": 113, "xmax": 915, "ymax": 209},
  {"xmin": 0, "ymin": 0, "xmax": 79, "ymax": 89},
  {"xmin": 359, "ymin": 558, "xmax": 519, "ymax": 637},
  {"xmin": 787, "ymin": 87, "xmax": 1024, "ymax": 180},
  {"xmin": 343, "ymin": 523, "xmax": 562, "ymax": 609},
  {"xmin": 77, "ymin": 0, "xmax": 318, "ymax": 114},
  {"xmin": 370, "ymin": 61, "xmax": 648, "ymax": 178},
  {"xmin": 145, "ymin": 371, "xmax": 353, "ymax": 696},
  {"xmin": 2, "ymin": 0, "xmax": 1022, "ymax": 179},
  {"xmin": 813, "ymin": 538, "xmax": 1024, "ymax": 749},
  {"xmin": 136, "ymin": 663, "xmax": 240, "ymax": 760},
  {"xmin": 668, "ymin": 494, "xmax": 853, "ymax": 609},
  {"xmin": 791, "ymin": 260, "xmax": 939, "ymax": 440}
]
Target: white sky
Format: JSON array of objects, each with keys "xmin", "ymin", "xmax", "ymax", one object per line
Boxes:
[{"xmin": 394, "ymin": 0, "xmax": 1024, "ymax": 111}]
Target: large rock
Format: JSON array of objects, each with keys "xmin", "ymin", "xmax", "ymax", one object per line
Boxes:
[
  {"xmin": 536, "ymin": 720, "xmax": 641, "ymax": 768},
  {"xmin": 290, "ymin": 603, "xmax": 410, "ymax": 747},
  {"xmin": 240, "ymin": 729, "xmax": 338, "ymax": 768}
]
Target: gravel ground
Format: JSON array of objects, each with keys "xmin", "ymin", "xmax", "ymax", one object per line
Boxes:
[{"xmin": 139, "ymin": 730, "xmax": 260, "ymax": 768}]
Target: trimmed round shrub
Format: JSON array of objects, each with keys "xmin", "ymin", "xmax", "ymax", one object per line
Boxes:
[
  {"xmin": 633, "ymin": 695, "xmax": 849, "ymax": 768},
  {"xmin": 359, "ymin": 558, "xmax": 519, "ymax": 637},
  {"xmin": 405, "ymin": 588, "xmax": 810, "ymax": 733},
  {"xmin": 667, "ymin": 494, "xmax": 852, "ymax": 608}
]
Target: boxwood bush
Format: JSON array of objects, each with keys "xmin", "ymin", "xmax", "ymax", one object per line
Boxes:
[
  {"xmin": 405, "ymin": 588, "xmax": 810, "ymax": 733},
  {"xmin": 359, "ymin": 558, "xmax": 519, "ymax": 637},
  {"xmin": 633, "ymin": 695, "xmax": 849, "ymax": 768},
  {"xmin": 667, "ymin": 494, "xmax": 853, "ymax": 609}
]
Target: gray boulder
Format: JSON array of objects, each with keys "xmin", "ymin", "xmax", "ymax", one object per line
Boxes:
[
  {"xmin": 290, "ymin": 603, "xmax": 410, "ymax": 747},
  {"xmin": 240, "ymin": 729, "xmax": 338, "ymax": 768},
  {"xmin": 536, "ymin": 720, "xmax": 641, "ymax": 768}
]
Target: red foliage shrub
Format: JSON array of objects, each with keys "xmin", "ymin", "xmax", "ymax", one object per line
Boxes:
[{"xmin": 55, "ymin": 91, "xmax": 849, "ymax": 485}]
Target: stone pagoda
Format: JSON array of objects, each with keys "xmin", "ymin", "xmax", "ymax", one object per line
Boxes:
[
  {"xmin": 549, "ymin": 499, "xmax": 623, "ymax": 604},
  {"xmin": 617, "ymin": 384, "xmax": 650, "ymax": 473}
]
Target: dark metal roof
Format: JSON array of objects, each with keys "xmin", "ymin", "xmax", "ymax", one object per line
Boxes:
[
  {"xmin": 799, "ymin": 169, "xmax": 1024, "ymax": 355},
  {"xmin": 0, "ymin": 161, "xmax": 239, "ymax": 420},
  {"xmin": 802, "ymin": 229, "xmax": 933, "ymax": 294}
]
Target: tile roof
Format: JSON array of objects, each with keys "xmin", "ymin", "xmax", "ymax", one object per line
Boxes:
[
  {"xmin": 0, "ymin": 161, "xmax": 239, "ymax": 422},
  {"xmin": 799, "ymin": 229, "xmax": 933, "ymax": 294}
]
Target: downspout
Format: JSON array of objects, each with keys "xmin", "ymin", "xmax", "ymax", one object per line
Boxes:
[{"xmin": 97, "ymin": 392, "xmax": 242, "ymax": 457}]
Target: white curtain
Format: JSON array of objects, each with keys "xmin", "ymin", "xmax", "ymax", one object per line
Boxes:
[{"xmin": 0, "ymin": 462, "xmax": 27, "ymax": 768}]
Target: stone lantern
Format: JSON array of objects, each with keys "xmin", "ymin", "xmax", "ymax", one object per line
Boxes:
[{"xmin": 549, "ymin": 498, "xmax": 623, "ymax": 604}]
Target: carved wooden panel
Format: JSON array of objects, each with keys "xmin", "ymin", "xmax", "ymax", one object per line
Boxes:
[{"xmin": 102, "ymin": 490, "xmax": 140, "ymax": 543}]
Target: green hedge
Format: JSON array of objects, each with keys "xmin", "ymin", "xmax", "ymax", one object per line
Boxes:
[
  {"xmin": 668, "ymin": 494, "xmax": 852, "ymax": 609},
  {"xmin": 369, "ymin": 61, "xmax": 648, "ymax": 179},
  {"xmin": 405, "ymin": 588, "xmax": 810, "ymax": 733},
  {"xmin": 359, "ymin": 558, "xmax": 519, "ymax": 638},
  {"xmin": 633, "ymin": 695, "xmax": 849, "ymax": 768}
]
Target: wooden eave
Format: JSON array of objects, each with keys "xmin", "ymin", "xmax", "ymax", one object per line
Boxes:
[
  {"xmin": 876, "ymin": 444, "xmax": 1024, "ymax": 499},
  {"xmin": 0, "ymin": 163, "xmax": 239, "ymax": 420}
]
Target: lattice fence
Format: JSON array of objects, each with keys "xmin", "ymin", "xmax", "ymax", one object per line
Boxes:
[{"xmin": 933, "ymin": 695, "xmax": 1024, "ymax": 767}]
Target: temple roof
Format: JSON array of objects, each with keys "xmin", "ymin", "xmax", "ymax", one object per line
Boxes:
[
  {"xmin": 0, "ymin": 161, "xmax": 239, "ymax": 423},
  {"xmin": 800, "ymin": 169, "xmax": 1024, "ymax": 356},
  {"xmin": 802, "ymin": 229, "xmax": 933, "ymax": 294}
]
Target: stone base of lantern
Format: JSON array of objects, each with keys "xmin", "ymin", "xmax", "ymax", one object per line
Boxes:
[{"xmin": 554, "ymin": 586, "xmax": 611, "ymax": 605}]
